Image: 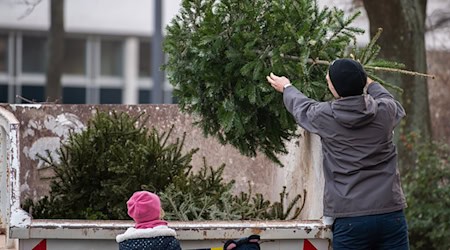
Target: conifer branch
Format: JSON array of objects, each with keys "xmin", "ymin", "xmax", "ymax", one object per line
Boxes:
[
  {"xmin": 280, "ymin": 55, "xmax": 435, "ymax": 79},
  {"xmin": 257, "ymin": 48, "xmax": 435, "ymax": 79},
  {"xmin": 360, "ymin": 27, "xmax": 383, "ymax": 64},
  {"xmin": 365, "ymin": 66, "xmax": 435, "ymax": 79}
]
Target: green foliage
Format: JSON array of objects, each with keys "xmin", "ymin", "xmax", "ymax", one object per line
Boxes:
[
  {"xmin": 163, "ymin": 0, "xmax": 394, "ymax": 165},
  {"xmin": 23, "ymin": 110, "xmax": 305, "ymax": 221},
  {"xmin": 161, "ymin": 159, "xmax": 240, "ymax": 220},
  {"xmin": 24, "ymin": 111, "xmax": 198, "ymax": 219},
  {"xmin": 161, "ymin": 160, "xmax": 306, "ymax": 221},
  {"xmin": 265, "ymin": 187, "xmax": 306, "ymax": 220},
  {"xmin": 349, "ymin": 28, "xmax": 405, "ymax": 93},
  {"xmin": 401, "ymin": 133, "xmax": 450, "ymax": 250}
]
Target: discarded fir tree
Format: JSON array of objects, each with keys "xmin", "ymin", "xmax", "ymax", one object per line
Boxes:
[
  {"xmin": 23, "ymin": 111, "xmax": 305, "ymax": 221},
  {"xmin": 163, "ymin": 0, "xmax": 418, "ymax": 166}
]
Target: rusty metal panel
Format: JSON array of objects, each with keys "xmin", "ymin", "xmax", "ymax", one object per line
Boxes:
[
  {"xmin": 1, "ymin": 104, "xmax": 331, "ymax": 249},
  {"xmin": 3, "ymin": 104, "xmax": 325, "ymax": 220},
  {"xmin": 12, "ymin": 220, "xmax": 331, "ymax": 240},
  {"xmin": 17, "ymin": 220, "xmax": 332, "ymax": 249},
  {"xmin": 0, "ymin": 106, "xmax": 23, "ymax": 249},
  {"xmin": 3, "ymin": 104, "xmax": 279, "ymax": 205}
]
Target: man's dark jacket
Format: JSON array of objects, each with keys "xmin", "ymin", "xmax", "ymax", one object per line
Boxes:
[{"xmin": 283, "ymin": 82, "xmax": 407, "ymax": 218}]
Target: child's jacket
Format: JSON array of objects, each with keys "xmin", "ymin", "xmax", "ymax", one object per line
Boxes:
[{"xmin": 116, "ymin": 225, "xmax": 181, "ymax": 250}]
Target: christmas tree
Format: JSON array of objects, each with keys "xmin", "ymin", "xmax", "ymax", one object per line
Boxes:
[
  {"xmin": 24, "ymin": 110, "xmax": 305, "ymax": 220},
  {"xmin": 164, "ymin": 0, "xmax": 422, "ymax": 165}
]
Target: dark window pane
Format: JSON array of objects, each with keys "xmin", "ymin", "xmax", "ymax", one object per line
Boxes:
[
  {"xmin": 63, "ymin": 38, "xmax": 86, "ymax": 75},
  {"xmin": 171, "ymin": 94, "xmax": 178, "ymax": 104},
  {"xmin": 22, "ymin": 36, "xmax": 47, "ymax": 73},
  {"xmin": 138, "ymin": 89, "xmax": 152, "ymax": 103},
  {"xmin": 21, "ymin": 85, "xmax": 45, "ymax": 103},
  {"xmin": 100, "ymin": 40, "xmax": 123, "ymax": 77},
  {"xmin": 0, "ymin": 84, "xmax": 8, "ymax": 102},
  {"xmin": 164, "ymin": 90, "xmax": 175, "ymax": 104},
  {"xmin": 63, "ymin": 87, "xmax": 86, "ymax": 104},
  {"xmin": 100, "ymin": 88, "xmax": 122, "ymax": 104},
  {"xmin": 0, "ymin": 35, "xmax": 7, "ymax": 73},
  {"xmin": 139, "ymin": 41, "xmax": 151, "ymax": 77}
]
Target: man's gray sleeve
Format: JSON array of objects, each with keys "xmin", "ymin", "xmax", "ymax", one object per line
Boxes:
[
  {"xmin": 282, "ymin": 86, "xmax": 321, "ymax": 134},
  {"xmin": 367, "ymin": 82, "xmax": 395, "ymax": 99},
  {"xmin": 367, "ymin": 82, "xmax": 406, "ymax": 128}
]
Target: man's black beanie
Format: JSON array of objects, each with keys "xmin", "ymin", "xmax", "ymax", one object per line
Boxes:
[{"xmin": 328, "ymin": 59, "xmax": 367, "ymax": 97}]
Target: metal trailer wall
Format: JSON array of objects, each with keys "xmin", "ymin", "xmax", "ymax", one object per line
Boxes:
[
  {"xmin": 0, "ymin": 104, "xmax": 331, "ymax": 249},
  {"xmin": 17, "ymin": 220, "xmax": 331, "ymax": 250},
  {"xmin": 21, "ymin": 239, "xmax": 330, "ymax": 250}
]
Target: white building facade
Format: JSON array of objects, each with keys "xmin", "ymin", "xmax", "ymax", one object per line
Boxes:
[
  {"xmin": 0, "ymin": 0, "xmax": 183, "ymax": 104},
  {"xmin": 0, "ymin": 0, "xmax": 448, "ymax": 104}
]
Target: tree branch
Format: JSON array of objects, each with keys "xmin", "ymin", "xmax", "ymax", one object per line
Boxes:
[
  {"xmin": 259, "ymin": 51, "xmax": 436, "ymax": 79},
  {"xmin": 426, "ymin": 10, "xmax": 450, "ymax": 31},
  {"xmin": 17, "ymin": 0, "xmax": 43, "ymax": 20}
]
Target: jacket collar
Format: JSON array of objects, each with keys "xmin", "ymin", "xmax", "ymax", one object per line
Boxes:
[{"xmin": 116, "ymin": 225, "xmax": 177, "ymax": 243}]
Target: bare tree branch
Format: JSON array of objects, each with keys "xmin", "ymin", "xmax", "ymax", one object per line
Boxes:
[
  {"xmin": 16, "ymin": 0, "xmax": 43, "ymax": 20},
  {"xmin": 426, "ymin": 9, "xmax": 450, "ymax": 32}
]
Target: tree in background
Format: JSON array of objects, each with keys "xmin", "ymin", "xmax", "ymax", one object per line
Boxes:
[
  {"xmin": 401, "ymin": 133, "xmax": 450, "ymax": 250},
  {"xmin": 45, "ymin": 0, "xmax": 65, "ymax": 102},
  {"xmin": 362, "ymin": 0, "xmax": 431, "ymax": 170},
  {"xmin": 361, "ymin": 1, "xmax": 450, "ymax": 248}
]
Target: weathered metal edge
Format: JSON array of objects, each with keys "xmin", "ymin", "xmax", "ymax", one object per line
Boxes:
[{"xmin": 10, "ymin": 219, "xmax": 332, "ymax": 240}]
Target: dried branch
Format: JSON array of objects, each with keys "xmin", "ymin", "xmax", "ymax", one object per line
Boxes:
[
  {"xmin": 426, "ymin": 10, "xmax": 450, "ymax": 32},
  {"xmin": 16, "ymin": 0, "xmax": 43, "ymax": 20},
  {"xmin": 290, "ymin": 56, "xmax": 435, "ymax": 79}
]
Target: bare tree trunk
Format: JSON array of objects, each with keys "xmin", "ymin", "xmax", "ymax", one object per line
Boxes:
[
  {"xmin": 45, "ymin": 0, "xmax": 65, "ymax": 103},
  {"xmin": 362, "ymin": 0, "xmax": 431, "ymax": 170}
]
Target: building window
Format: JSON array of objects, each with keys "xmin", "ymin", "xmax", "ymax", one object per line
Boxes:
[
  {"xmin": 166, "ymin": 91, "xmax": 177, "ymax": 104},
  {"xmin": 63, "ymin": 87, "xmax": 86, "ymax": 104},
  {"xmin": 21, "ymin": 85, "xmax": 45, "ymax": 103},
  {"xmin": 63, "ymin": 38, "xmax": 86, "ymax": 75},
  {"xmin": 100, "ymin": 40, "xmax": 123, "ymax": 77},
  {"xmin": 0, "ymin": 34, "xmax": 7, "ymax": 73},
  {"xmin": 22, "ymin": 35, "xmax": 47, "ymax": 73},
  {"xmin": 100, "ymin": 88, "xmax": 122, "ymax": 104},
  {"xmin": 171, "ymin": 95, "xmax": 178, "ymax": 104},
  {"xmin": 139, "ymin": 41, "xmax": 151, "ymax": 77},
  {"xmin": 138, "ymin": 89, "xmax": 151, "ymax": 103},
  {"xmin": 0, "ymin": 84, "xmax": 8, "ymax": 102}
]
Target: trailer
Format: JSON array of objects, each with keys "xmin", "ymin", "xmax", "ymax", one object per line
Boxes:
[{"xmin": 0, "ymin": 104, "xmax": 332, "ymax": 250}]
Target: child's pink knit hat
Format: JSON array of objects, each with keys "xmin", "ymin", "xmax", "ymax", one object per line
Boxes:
[{"xmin": 127, "ymin": 191, "xmax": 166, "ymax": 228}]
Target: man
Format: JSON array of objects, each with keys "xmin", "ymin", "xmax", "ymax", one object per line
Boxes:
[{"xmin": 267, "ymin": 59, "xmax": 409, "ymax": 249}]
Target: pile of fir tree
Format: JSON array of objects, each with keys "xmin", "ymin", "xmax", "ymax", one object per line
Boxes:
[
  {"xmin": 164, "ymin": 0, "xmax": 405, "ymax": 165},
  {"xmin": 23, "ymin": 111, "xmax": 305, "ymax": 221}
]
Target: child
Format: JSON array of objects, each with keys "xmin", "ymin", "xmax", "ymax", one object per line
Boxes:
[{"xmin": 116, "ymin": 191, "xmax": 181, "ymax": 250}]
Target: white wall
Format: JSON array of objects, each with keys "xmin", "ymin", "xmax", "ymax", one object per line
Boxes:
[
  {"xmin": 0, "ymin": 0, "xmax": 51, "ymax": 30},
  {"xmin": 0, "ymin": 0, "xmax": 448, "ymax": 49},
  {"xmin": 0, "ymin": 0, "xmax": 182, "ymax": 36}
]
